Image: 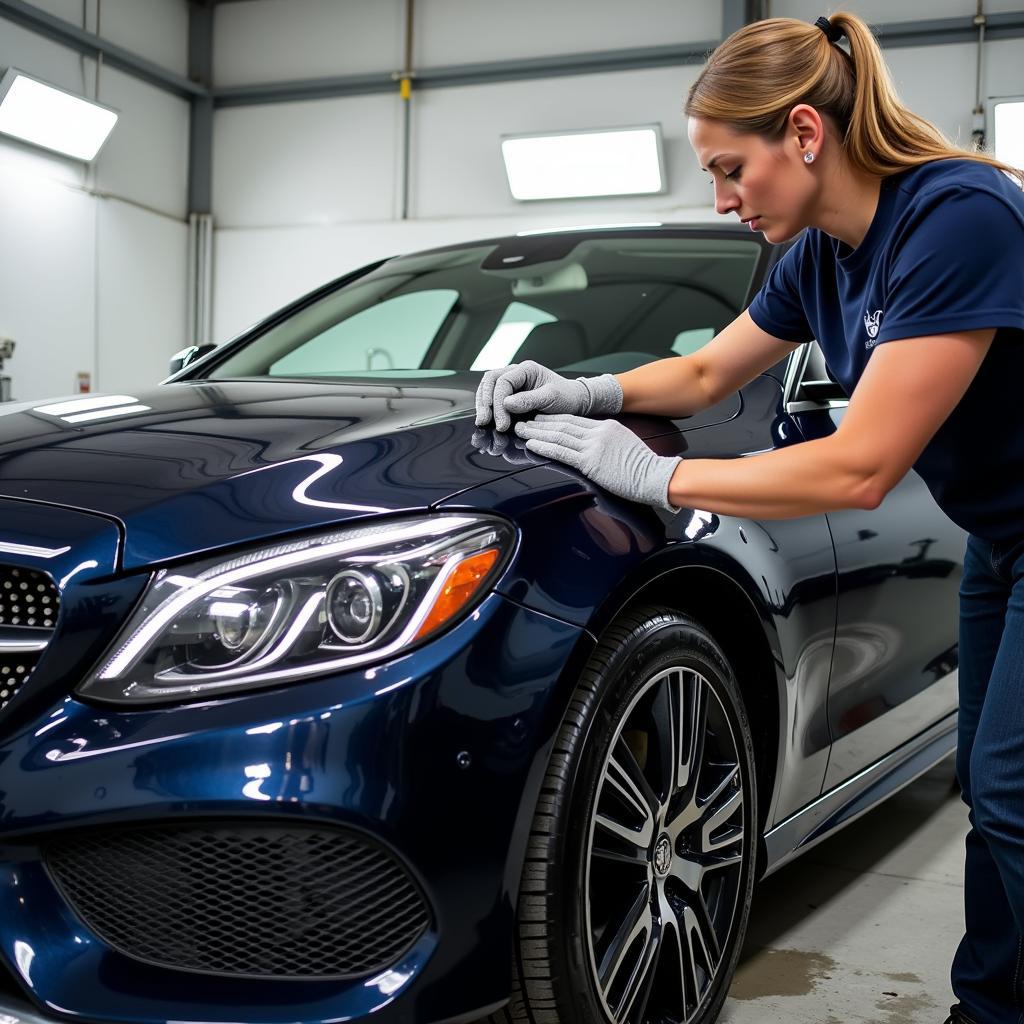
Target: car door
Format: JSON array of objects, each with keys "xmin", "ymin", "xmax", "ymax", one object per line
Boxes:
[{"xmin": 784, "ymin": 342, "xmax": 964, "ymax": 791}]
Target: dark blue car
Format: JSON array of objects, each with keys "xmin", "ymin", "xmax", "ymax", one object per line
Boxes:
[{"xmin": 0, "ymin": 225, "xmax": 961, "ymax": 1024}]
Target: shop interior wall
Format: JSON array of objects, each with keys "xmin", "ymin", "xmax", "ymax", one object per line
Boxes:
[
  {"xmin": 211, "ymin": 0, "xmax": 725, "ymax": 341},
  {"xmin": 4, "ymin": 0, "xmax": 1020, "ymax": 390},
  {"xmin": 210, "ymin": 0, "xmax": 1024, "ymax": 343},
  {"xmin": 0, "ymin": 0, "xmax": 189, "ymax": 402}
]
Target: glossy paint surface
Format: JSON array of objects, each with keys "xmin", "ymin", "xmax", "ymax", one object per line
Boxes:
[
  {"xmin": 791, "ymin": 406, "xmax": 963, "ymax": 790},
  {"xmin": 0, "ymin": 588, "xmax": 593, "ymax": 1024},
  {"xmin": 0, "ymin": 227, "xmax": 966, "ymax": 1024},
  {"xmin": 0, "ymin": 379, "xmax": 737, "ymax": 570},
  {"xmin": 448, "ymin": 375, "xmax": 841, "ymax": 825}
]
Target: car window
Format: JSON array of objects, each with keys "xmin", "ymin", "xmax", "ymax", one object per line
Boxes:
[
  {"xmin": 269, "ymin": 289, "xmax": 459, "ymax": 376},
  {"xmin": 470, "ymin": 302, "xmax": 557, "ymax": 371},
  {"xmin": 209, "ymin": 236, "xmax": 763, "ymax": 381},
  {"xmin": 671, "ymin": 326, "xmax": 716, "ymax": 356}
]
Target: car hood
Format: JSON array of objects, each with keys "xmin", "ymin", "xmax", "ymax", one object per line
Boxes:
[{"xmin": 0, "ymin": 377, "xmax": 739, "ymax": 569}]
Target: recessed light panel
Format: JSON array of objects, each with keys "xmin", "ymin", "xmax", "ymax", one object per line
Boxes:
[
  {"xmin": 501, "ymin": 126, "xmax": 665, "ymax": 201},
  {"xmin": 0, "ymin": 69, "xmax": 118, "ymax": 161}
]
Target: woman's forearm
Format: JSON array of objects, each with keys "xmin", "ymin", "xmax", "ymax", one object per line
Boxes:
[
  {"xmin": 667, "ymin": 434, "xmax": 881, "ymax": 519},
  {"xmin": 616, "ymin": 355, "xmax": 713, "ymax": 417}
]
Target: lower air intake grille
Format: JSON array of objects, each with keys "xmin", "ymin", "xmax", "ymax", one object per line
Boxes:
[
  {"xmin": 0, "ymin": 565, "xmax": 59, "ymax": 711},
  {"xmin": 45, "ymin": 822, "xmax": 431, "ymax": 979}
]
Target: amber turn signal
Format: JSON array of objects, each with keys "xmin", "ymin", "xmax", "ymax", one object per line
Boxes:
[{"xmin": 413, "ymin": 548, "xmax": 500, "ymax": 640}]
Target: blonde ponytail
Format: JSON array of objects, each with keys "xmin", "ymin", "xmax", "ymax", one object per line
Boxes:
[{"xmin": 684, "ymin": 12, "xmax": 1024, "ymax": 185}]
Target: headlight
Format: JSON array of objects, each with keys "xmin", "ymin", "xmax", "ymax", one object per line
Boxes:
[{"xmin": 78, "ymin": 514, "xmax": 515, "ymax": 705}]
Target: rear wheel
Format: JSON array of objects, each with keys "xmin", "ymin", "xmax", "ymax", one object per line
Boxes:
[{"xmin": 494, "ymin": 606, "xmax": 757, "ymax": 1024}]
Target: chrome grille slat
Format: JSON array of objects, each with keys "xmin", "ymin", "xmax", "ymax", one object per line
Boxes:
[{"xmin": 0, "ymin": 626, "xmax": 50, "ymax": 653}]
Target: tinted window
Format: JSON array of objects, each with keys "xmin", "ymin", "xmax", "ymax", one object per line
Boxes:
[
  {"xmin": 209, "ymin": 235, "xmax": 762, "ymax": 381},
  {"xmin": 269, "ymin": 290, "xmax": 459, "ymax": 375}
]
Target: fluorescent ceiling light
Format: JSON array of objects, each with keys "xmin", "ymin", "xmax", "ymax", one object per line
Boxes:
[
  {"xmin": 993, "ymin": 100, "xmax": 1024, "ymax": 172},
  {"xmin": 0, "ymin": 68, "xmax": 118, "ymax": 161},
  {"xmin": 501, "ymin": 126, "xmax": 665, "ymax": 201}
]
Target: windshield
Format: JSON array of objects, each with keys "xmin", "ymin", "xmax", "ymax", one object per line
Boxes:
[{"xmin": 208, "ymin": 234, "xmax": 763, "ymax": 381}]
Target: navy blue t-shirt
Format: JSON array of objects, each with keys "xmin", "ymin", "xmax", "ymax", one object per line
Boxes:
[{"xmin": 748, "ymin": 158, "xmax": 1024, "ymax": 543}]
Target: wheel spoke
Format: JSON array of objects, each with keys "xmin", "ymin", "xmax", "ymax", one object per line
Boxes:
[
  {"xmin": 705, "ymin": 850, "xmax": 743, "ymax": 871},
  {"xmin": 650, "ymin": 671, "xmax": 681, "ymax": 807},
  {"xmin": 690, "ymin": 891, "xmax": 722, "ymax": 966},
  {"xmin": 610, "ymin": 733, "xmax": 660, "ymax": 818},
  {"xmin": 699, "ymin": 767, "xmax": 744, "ymax": 855},
  {"xmin": 595, "ymin": 810, "xmax": 653, "ymax": 855},
  {"xmin": 584, "ymin": 660, "xmax": 749, "ymax": 1024},
  {"xmin": 595, "ymin": 738, "xmax": 657, "ymax": 854},
  {"xmin": 592, "ymin": 830, "xmax": 650, "ymax": 867},
  {"xmin": 678, "ymin": 672, "xmax": 707, "ymax": 793},
  {"xmin": 680, "ymin": 903, "xmax": 717, "ymax": 1008},
  {"xmin": 657, "ymin": 889, "xmax": 720, "ymax": 1023},
  {"xmin": 598, "ymin": 885, "xmax": 659, "ymax": 1024},
  {"xmin": 663, "ymin": 674, "xmax": 710, "ymax": 835},
  {"xmin": 658, "ymin": 889, "xmax": 691, "ymax": 1022},
  {"xmin": 622, "ymin": 932, "xmax": 661, "ymax": 1024}
]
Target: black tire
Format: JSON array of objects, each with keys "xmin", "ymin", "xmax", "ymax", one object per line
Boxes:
[{"xmin": 492, "ymin": 606, "xmax": 758, "ymax": 1024}]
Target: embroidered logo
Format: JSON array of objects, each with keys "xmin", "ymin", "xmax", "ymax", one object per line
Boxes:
[{"xmin": 863, "ymin": 309, "xmax": 883, "ymax": 348}]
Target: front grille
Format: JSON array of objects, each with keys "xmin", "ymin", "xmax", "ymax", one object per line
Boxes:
[
  {"xmin": 45, "ymin": 822, "xmax": 431, "ymax": 980},
  {"xmin": 0, "ymin": 565, "xmax": 59, "ymax": 710}
]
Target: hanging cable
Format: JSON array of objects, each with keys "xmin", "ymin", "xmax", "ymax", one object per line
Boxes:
[
  {"xmin": 94, "ymin": 0, "xmax": 103, "ymax": 100},
  {"xmin": 397, "ymin": 0, "xmax": 415, "ymax": 220},
  {"xmin": 972, "ymin": 0, "xmax": 987, "ymax": 150},
  {"xmin": 92, "ymin": 0, "xmax": 103, "ymax": 394}
]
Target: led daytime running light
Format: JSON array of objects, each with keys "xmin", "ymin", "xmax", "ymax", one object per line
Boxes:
[{"xmin": 98, "ymin": 516, "xmax": 478, "ymax": 681}]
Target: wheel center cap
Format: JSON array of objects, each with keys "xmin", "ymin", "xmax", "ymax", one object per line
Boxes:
[{"xmin": 653, "ymin": 834, "xmax": 672, "ymax": 877}]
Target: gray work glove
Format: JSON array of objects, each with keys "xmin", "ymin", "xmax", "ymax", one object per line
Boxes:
[
  {"xmin": 475, "ymin": 360, "xmax": 623, "ymax": 433},
  {"xmin": 514, "ymin": 413, "xmax": 683, "ymax": 513},
  {"xmin": 470, "ymin": 427, "xmax": 547, "ymax": 466}
]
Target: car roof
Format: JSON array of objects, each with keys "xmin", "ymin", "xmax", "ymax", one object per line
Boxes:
[{"xmin": 405, "ymin": 221, "xmax": 771, "ymax": 265}]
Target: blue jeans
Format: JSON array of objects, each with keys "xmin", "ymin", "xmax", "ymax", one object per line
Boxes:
[{"xmin": 953, "ymin": 532, "xmax": 1024, "ymax": 1023}]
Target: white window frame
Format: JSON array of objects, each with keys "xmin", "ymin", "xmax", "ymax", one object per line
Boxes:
[{"xmin": 987, "ymin": 95, "xmax": 1024, "ymax": 174}]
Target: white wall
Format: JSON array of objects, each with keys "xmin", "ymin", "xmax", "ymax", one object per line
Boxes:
[
  {"xmin": 1, "ymin": 0, "xmax": 1019, "ymax": 389},
  {"xmin": 0, "ymin": 0, "xmax": 189, "ymax": 401},
  {"xmin": 776, "ymin": 0, "xmax": 1024, "ymax": 149},
  {"xmin": 213, "ymin": 0, "xmax": 721, "ymax": 86},
  {"xmin": 209, "ymin": 0, "xmax": 1024, "ymax": 342},
  {"xmin": 211, "ymin": 0, "xmax": 726, "ymax": 338}
]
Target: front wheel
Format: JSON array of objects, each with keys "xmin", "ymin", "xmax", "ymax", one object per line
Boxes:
[{"xmin": 497, "ymin": 607, "xmax": 758, "ymax": 1024}]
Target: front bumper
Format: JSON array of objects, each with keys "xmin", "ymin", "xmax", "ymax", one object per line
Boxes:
[{"xmin": 0, "ymin": 591, "xmax": 592, "ymax": 1024}]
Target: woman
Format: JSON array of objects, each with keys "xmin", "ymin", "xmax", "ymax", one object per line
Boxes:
[{"xmin": 475, "ymin": 12, "xmax": 1024, "ymax": 1024}]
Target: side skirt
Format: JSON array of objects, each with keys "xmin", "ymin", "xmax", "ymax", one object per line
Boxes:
[{"xmin": 760, "ymin": 711, "xmax": 958, "ymax": 878}]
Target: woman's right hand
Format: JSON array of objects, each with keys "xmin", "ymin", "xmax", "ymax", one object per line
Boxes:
[{"xmin": 474, "ymin": 360, "xmax": 622, "ymax": 432}]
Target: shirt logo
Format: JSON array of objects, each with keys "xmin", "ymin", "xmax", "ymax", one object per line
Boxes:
[{"xmin": 863, "ymin": 309, "xmax": 883, "ymax": 348}]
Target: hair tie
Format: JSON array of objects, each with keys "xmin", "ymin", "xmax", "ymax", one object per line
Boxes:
[{"xmin": 814, "ymin": 16, "xmax": 843, "ymax": 43}]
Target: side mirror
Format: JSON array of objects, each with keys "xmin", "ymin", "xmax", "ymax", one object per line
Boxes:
[{"xmin": 169, "ymin": 343, "xmax": 216, "ymax": 375}]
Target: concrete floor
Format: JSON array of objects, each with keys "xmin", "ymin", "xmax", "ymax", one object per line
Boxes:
[{"xmin": 720, "ymin": 757, "xmax": 966, "ymax": 1024}]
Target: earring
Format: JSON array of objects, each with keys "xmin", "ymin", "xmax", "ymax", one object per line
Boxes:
[{"xmin": 804, "ymin": 151, "xmax": 816, "ymax": 164}]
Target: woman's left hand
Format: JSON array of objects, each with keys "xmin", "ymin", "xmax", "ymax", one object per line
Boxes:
[{"xmin": 514, "ymin": 414, "xmax": 682, "ymax": 512}]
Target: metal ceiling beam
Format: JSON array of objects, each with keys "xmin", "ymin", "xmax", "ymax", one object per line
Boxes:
[
  {"xmin": 188, "ymin": 1, "xmax": 214, "ymax": 214},
  {"xmin": 0, "ymin": 0, "xmax": 204, "ymax": 98},
  {"xmin": 722, "ymin": 0, "xmax": 768, "ymax": 38},
  {"xmin": 210, "ymin": 10, "xmax": 1024, "ymax": 109},
  {"xmin": 873, "ymin": 11, "xmax": 1024, "ymax": 47},
  {"xmin": 1, "ymin": 0, "xmax": 1022, "ymax": 108},
  {"xmin": 211, "ymin": 41, "xmax": 718, "ymax": 108}
]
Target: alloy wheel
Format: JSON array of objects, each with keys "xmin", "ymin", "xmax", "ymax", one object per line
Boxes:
[{"xmin": 583, "ymin": 665, "xmax": 746, "ymax": 1024}]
